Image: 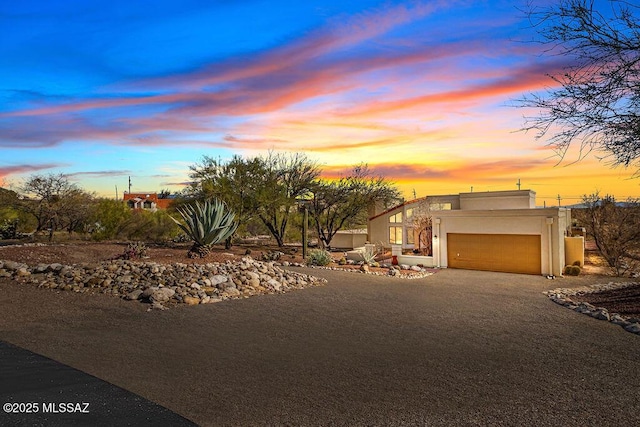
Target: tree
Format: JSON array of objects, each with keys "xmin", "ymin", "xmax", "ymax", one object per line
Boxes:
[
  {"xmin": 58, "ymin": 188, "xmax": 96, "ymax": 233},
  {"xmin": 89, "ymin": 198, "xmax": 131, "ymax": 240},
  {"xmin": 308, "ymin": 164, "xmax": 401, "ymax": 249},
  {"xmin": 254, "ymin": 152, "xmax": 320, "ymax": 247},
  {"xmin": 19, "ymin": 173, "xmax": 94, "ymax": 240},
  {"xmin": 187, "ymin": 155, "xmax": 263, "ymax": 247},
  {"xmin": 573, "ymin": 192, "xmax": 640, "ymax": 276},
  {"xmin": 520, "ymin": 0, "xmax": 640, "ymax": 173}
]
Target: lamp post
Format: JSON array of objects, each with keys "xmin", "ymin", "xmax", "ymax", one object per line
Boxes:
[
  {"xmin": 297, "ymin": 194, "xmax": 313, "ymax": 260},
  {"xmin": 302, "ymin": 203, "xmax": 309, "ymax": 260}
]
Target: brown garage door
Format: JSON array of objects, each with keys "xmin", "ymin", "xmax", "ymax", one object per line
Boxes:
[{"xmin": 447, "ymin": 233, "xmax": 541, "ymax": 275}]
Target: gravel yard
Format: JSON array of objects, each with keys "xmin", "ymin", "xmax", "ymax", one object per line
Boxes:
[{"xmin": 1, "ymin": 242, "xmax": 639, "ymax": 426}]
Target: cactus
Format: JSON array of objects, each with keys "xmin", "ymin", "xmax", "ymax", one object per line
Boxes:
[{"xmin": 172, "ymin": 199, "xmax": 238, "ymax": 258}]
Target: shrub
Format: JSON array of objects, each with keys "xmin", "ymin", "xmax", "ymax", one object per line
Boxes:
[
  {"xmin": 307, "ymin": 249, "xmax": 333, "ymax": 266},
  {"xmin": 115, "ymin": 241, "xmax": 148, "ymax": 260},
  {"xmin": 261, "ymin": 250, "xmax": 283, "ymax": 261},
  {"xmin": 564, "ymin": 265, "xmax": 582, "ymax": 276},
  {"xmin": 0, "ymin": 219, "xmax": 18, "ymax": 239}
]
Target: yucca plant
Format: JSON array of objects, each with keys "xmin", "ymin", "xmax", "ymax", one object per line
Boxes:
[{"xmin": 171, "ymin": 199, "xmax": 238, "ymax": 258}]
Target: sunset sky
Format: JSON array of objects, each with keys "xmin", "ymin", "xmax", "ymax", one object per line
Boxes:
[{"xmin": 1, "ymin": 0, "xmax": 638, "ymax": 207}]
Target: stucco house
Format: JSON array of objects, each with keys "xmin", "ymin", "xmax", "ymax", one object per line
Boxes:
[
  {"xmin": 368, "ymin": 190, "xmax": 574, "ymax": 276},
  {"xmin": 123, "ymin": 192, "xmax": 173, "ymax": 211}
]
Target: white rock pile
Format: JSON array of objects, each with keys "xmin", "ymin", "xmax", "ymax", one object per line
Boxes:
[
  {"xmin": 544, "ymin": 282, "xmax": 640, "ymax": 335},
  {"xmin": 0, "ymin": 257, "xmax": 326, "ymax": 310}
]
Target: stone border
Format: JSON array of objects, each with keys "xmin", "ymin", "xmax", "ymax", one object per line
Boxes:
[
  {"xmin": 0, "ymin": 257, "xmax": 326, "ymax": 310},
  {"xmin": 544, "ymin": 282, "xmax": 640, "ymax": 335},
  {"xmin": 301, "ymin": 263, "xmax": 435, "ymax": 279}
]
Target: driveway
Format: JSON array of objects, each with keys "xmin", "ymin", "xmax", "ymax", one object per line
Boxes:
[{"xmin": 0, "ymin": 268, "xmax": 638, "ymax": 426}]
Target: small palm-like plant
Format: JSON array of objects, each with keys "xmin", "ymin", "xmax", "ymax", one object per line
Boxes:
[{"xmin": 171, "ymin": 199, "xmax": 238, "ymax": 258}]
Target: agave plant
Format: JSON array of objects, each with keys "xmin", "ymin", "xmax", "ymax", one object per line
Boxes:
[{"xmin": 171, "ymin": 199, "xmax": 238, "ymax": 258}]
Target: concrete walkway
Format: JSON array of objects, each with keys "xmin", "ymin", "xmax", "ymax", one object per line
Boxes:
[{"xmin": 0, "ymin": 268, "xmax": 638, "ymax": 426}]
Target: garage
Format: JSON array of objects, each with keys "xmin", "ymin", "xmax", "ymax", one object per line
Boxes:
[{"xmin": 447, "ymin": 233, "xmax": 542, "ymax": 275}]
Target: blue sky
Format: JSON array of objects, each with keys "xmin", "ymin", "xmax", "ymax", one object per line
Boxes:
[{"xmin": 1, "ymin": 0, "xmax": 638, "ymax": 205}]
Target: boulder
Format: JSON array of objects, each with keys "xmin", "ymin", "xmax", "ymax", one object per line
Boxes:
[{"xmin": 149, "ymin": 287, "xmax": 175, "ymax": 303}]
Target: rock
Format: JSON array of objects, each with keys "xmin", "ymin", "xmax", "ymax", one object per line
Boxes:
[
  {"xmin": 267, "ymin": 279, "xmax": 282, "ymax": 291},
  {"xmin": 0, "ymin": 256, "xmax": 327, "ymax": 309},
  {"xmin": 149, "ymin": 287, "xmax": 175, "ymax": 303},
  {"xmin": 591, "ymin": 308, "xmax": 610, "ymax": 321},
  {"xmin": 388, "ymin": 268, "xmax": 398, "ymax": 276},
  {"xmin": 360, "ymin": 264, "xmax": 370, "ymax": 273},
  {"xmin": 410, "ymin": 265, "xmax": 422, "ymax": 272},
  {"xmin": 15, "ymin": 267, "xmax": 31, "ymax": 277},
  {"xmin": 400, "ymin": 264, "xmax": 410, "ymax": 270},
  {"xmin": 610, "ymin": 314, "xmax": 627, "ymax": 325},
  {"xmin": 223, "ymin": 288, "xmax": 241, "ymax": 297},
  {"xmin": 3, "ymin": 260, "xmax": 21, "ymax": 271},
  {"xmin": 126, "ymin": 289, "xmax": 144, "ymax": 301},
  {"xmin": 33, "ymin": 264, "xmax": 50, "ymax": 274},
  {"xmin": 209, "ymin": 275, "xmax": 228, "ymax": 286},
  {"xmin": 183, "ymin": 295, "xmax": 200, "ymax": 305},
  {"xmin": 148, "ymin": 302, "xmax": 167, "ymax": 311},
  {"xmin": 624, "ymin": 323, "xmax": 640, "ymax": 334}
]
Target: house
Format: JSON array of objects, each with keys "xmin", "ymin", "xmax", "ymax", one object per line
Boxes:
[
  {"xmin": 123, "ymin": 192, "xmax": 173, "ymax": 211},
  {"xmin": 331, "ymin": 229, "xmax": 368, "ymax": 250},
  {"xmin": 368, "ymin": 190, "xmax": 574, "ymax": 276}
]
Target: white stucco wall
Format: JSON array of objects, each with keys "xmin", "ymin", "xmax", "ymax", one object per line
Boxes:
[
  {"xmin": 332, "ymin": 231, "xmax": 368, "ymax": 249},
  {"xmin": 433, "ymin": 208, "xmax": 569, "ymax": 276},
  {"xmin": 459, "ymin": 190, "xmax": 536, "ymax": 210}
]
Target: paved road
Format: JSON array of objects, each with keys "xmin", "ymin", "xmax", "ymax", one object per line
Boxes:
[{"xmin": 0, "ymin": 268, "xmax": 638, "ymax": 426}]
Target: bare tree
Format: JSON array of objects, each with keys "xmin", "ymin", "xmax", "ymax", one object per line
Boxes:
[
  {"xmin": 520, "ymin": 0, "xmax": 640, "ymax": 173},
  {"xmin": 573, "ymin": 192, "xmax": 640, "ymax": 276},
  {"xmin": 20, "ymin": 173, "xmax": 93, "ymax": 240}
]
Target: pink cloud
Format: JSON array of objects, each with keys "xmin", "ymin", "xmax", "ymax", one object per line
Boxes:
[{"xmin": 0, "ymin": 163, "xmax": 64, "ymax": 180}]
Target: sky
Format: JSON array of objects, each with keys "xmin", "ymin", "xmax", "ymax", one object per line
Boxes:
[{"xmin": 1, "ymin": 0, "xmax": 638, "ymax": 207}]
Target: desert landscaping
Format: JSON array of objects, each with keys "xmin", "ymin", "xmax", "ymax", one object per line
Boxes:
[{"xmin": 1, "ymin": 240, "xmax": 640, "ymax": 426}]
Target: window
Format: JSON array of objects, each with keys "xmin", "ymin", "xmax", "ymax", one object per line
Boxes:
[
  {"xmin": 143, "ymin": 200, "xmax": 153, "ymax": 209},
  {"xmin": 389, "ymin": 226, "xmax": 403, "ymax": 244},
  {"xmin": 390, "ymin": 212, "xmax": 402, "ymax": 223},
  {"xmin": 406, "ymin": 227, "xmax": 415, "ymax": 245},
  {"xmin": 429, "ymin": 202, "xmax": 452, "ymax": 211}
]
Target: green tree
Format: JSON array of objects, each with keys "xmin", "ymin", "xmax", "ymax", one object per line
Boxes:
[
  {"xmin": 254, "ymin": 152, "xmax": 320, "ymax": 247},
  {"xmin": 520, "ymin": 0, "xmax": 640, "ymax": 173},
  {"xmin": 309, "ymin": 164, "xmax": 401, "ymax": 249},
  {"xmin": 187, "ymin": 155, "xmax": 262, "ymax": 246},
  {"xmin": 187, "ymin": 152, "xmax": 320, "ymax": 247},
  {"xmin": 90, "ymin": 198, "xmax": 131, "ymax": 240}
]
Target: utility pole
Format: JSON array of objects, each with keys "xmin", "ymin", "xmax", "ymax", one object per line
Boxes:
[
  {"xmin": 516, "ymin": 178, "xmax": 521, "ymax": 190},
  {"xmin": 557, "ymin": 194, "xmax": 562, "ymax": 207},
  {"xmin": 115, "ymin": 185, "xmax": 118, "ymax": 200},
  {"xmin": 128, "ymin": 176, "xmax": 132, "ymax": 194}
]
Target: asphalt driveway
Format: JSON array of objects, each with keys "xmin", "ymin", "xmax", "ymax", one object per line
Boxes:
[{"xmin": 0, "ymin": 268, "xmax": 638, "ymax": 426}]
